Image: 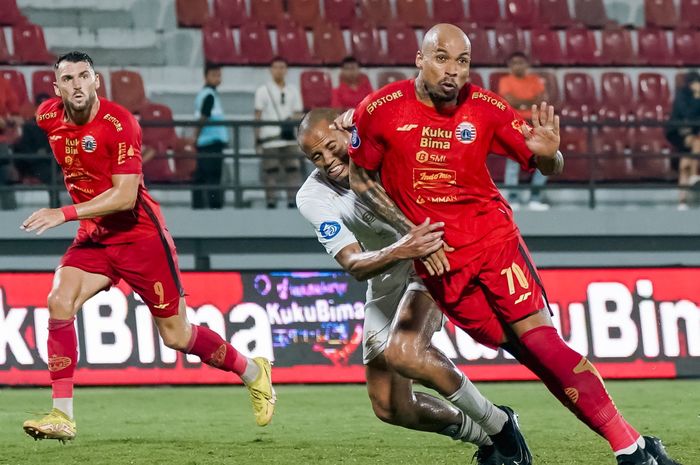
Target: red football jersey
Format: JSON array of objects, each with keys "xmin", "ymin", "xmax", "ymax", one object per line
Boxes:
[
  {"xmin": 348, "ymin": 79, "xmax": 534, "ymax": 270},
  {"xmin": 37, "ymin": 97, "xmax": 166, "ymax": 244}
]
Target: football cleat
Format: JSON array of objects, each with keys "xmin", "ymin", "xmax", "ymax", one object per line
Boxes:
[
  {"xmin": 616, "ymin": 447, "xmax": 659, "ymax": 465},
  {"xmin": 643, "ymin": 436, "xmax": 683, "ymax": 465},
  {"xmin": 23, "ymin": 408, "xmax": 76, "ymax": 443},
  {"xmin": 491, "ymin": 406, "xmax": 533, "ymax": 465},
  {"xmin": 244, "ymin": 357, "xmax": 276, "ymax": 426},
  {"xmin": 472, "ymin": 445, "xmax": 502, "ymax": 465}
]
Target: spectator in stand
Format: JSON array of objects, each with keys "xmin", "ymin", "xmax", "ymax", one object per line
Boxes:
[
  {"xmin": 497, "ymin": 52, "xmax": 550, "ymax": 210},
  {"xmin": 0, "ymin": 74, "xmax": 20, "ymax": 210},
  {"xmin": 332, "ymin": 56, "xmax": 373, "ymax": 109},
  {"xmin": 666, "ymin": 71, "xmax": 700, "ymax": 210},
  {"xmin": 192, "ymin": 63, "xmax": 229, "ymax": 209},
  {"xmin": 255, "ymin": 57, "xmax": 304, "ymax": 209}
]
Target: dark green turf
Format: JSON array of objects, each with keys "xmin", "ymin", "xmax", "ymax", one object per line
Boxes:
[{"xmin": 0, "ymin": 380, "xmax": 696, "ymax": 465}]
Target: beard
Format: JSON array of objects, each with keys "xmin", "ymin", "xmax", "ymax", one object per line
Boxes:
[
  {"xmin": 65, "ymin": 92, "xmax": 95, "ymax": 114},
  {"xmin": 424, "ymin": 82, "xmax": 459, "ymax": 103}
]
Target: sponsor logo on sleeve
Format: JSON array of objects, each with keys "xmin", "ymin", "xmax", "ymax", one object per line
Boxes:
[
  {"xmin": 103, "ymin": 113, "xmax": 123, "ymax": 132},
  {"xmin": 320, "ymin": 221, "xmax": 342, "ymax": 239},
  {"xmin": 455, "ymin": 121, "xmax": 477, "ymax": 144},
  {"xmin": 37, "ymin": 111, "xmax": 57, "ymax": 122},
  {"xmin": 471, "ymin": 91, "xmax": 507, "ymax": 111},
  {"xmin": 81, "ymin": 135, "xmax": 97, "ymax": 153},
  {"xmin": 350, "ymin": 127, "xmax": 361, "ymax": 149},
  {"xmin": 366, "ymin": 90, "xmax": 404, "ymax": 115}
]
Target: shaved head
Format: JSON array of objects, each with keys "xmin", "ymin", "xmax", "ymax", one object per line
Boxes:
[
  {"xmin": 298, "ymin": 108, "xmax": 351, "ymax": 184},
  {"xmin": 421, "ymin": 23, "xmax": 471, "ymax": 55}
]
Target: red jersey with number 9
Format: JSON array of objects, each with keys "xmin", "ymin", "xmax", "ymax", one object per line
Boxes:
[
  {"xmin": 348, "ymin": 79, "xmax": 535, "ymax": 270},
  {"xmin": 36, "ymin": 97, "xmax": 165, "ymax": 244}
]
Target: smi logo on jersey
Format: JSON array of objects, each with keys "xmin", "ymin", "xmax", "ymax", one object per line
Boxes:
[{"xmin": 455, "ymin": 121, "xmax": 477, "ymax": 144}]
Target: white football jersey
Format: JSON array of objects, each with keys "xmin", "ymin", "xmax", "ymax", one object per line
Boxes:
[{"xmin": 296, "ymin": 169, "xmax": 413, "ymax": 293}]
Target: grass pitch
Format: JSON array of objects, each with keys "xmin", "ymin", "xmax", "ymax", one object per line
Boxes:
[{"xmin": 0, "ymin": 380, "xmax": 697, "ymax": 465}]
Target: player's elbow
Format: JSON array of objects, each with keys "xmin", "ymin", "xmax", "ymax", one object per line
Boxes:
[{"xmin": 117, "ymin": 193, "xmax": 138, "ymax": 211}]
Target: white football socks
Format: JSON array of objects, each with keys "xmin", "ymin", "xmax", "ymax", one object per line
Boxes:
[
  {"xmin": 240, "ymin": 357, "xmax": 260, "ymax": 385},
  {"xmin": 53, "ymin": 397, "xmax": 73, "ymax": 420},
  {"xmin": 446, "ymin": 374, "xmax": 508, "ymax": 436}
]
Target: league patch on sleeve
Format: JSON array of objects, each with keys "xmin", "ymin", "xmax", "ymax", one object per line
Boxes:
[
  {"xmin": 320, "ymin": 221, "xmax": 342, "ymax": 239},
  {"xmin": 350, "ymin": 127, "xmax": 361, "ymax": 149}
]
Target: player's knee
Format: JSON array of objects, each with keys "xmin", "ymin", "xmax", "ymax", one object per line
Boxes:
[
  {"xmin": 158, "ymin": 327, "xmax": 189, "ymax": 351},
  {"xmin": 370, "ymin": 397, "xmax": 399, "ymax": 425},
  {"xmin": 384, "ymin": 337, "xmax": 422, "ymax": 375},
  {"xmin": 47, "ymin": 290, "xmax": 78, "ymax": 319}
]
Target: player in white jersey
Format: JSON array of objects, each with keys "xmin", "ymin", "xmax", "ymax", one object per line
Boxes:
[{"xmin": 296, "ymin": 109, "xmax": 532, "ymax": 465}]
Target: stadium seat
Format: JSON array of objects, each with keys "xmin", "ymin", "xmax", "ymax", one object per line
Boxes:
[
  {"xmin": 574, "ymin": 0, "xmax": 609, "ymax": 27},
  {"xmin": 459, "ymin": 23, "xmax": 497, "ymax": 66},
  {"xmin": 250, "ymin": 0, "xmax": 285, "ymax": 27},
  {"xmin": 535, "ymin": 71, "xmax": 561, "ymax": 106},
  {"xmin": 600, "ymin": 25, "xmax": 637, "ymax": 65},
  {"xmin": 530, "ymin": 28, "xmax": 567, "ymax": 65},
  {"xmin": 538, "ymin": 0, "xmax": 572, "ymax": 28},
  {"xmin": 239, "ymin": 22, "xmax": 275, "ymax": 65},
  {"xmin": 313, "ymin": 23, "xmax": 347, "ymax": 65},
  {"xmin": 469, "ymin": 71, "xmax": 484, "ymax": 89},
  {"xmin": 432, "ymin": 0, "xmax": 466, "ymax": 23},
  {"xmin": 212, "ymin": 0, "xmax": 248, "ymax": 28},
  {"xmin": 600, "ymin": 72, "xmax": 633, "ymax": 108},
  {"xmin": 0, "ymin": 0, "xmax": 24, "ymax": 26},
  {"xmin": 565, "ymin": 27, "xmax": 600, "ymax": 65},
  {"xmin": 644, "ymin": 0, "xmax": 678, "ymax": 28},
  {"xmin": 0, "ymin": 30, "xmax": 14, "ymax": 64},
  {"xmin": 289, "ymin": 0, "xmax": 322, "ymax": 28},
  {"xmin": 637, "ymin": 27, "xmax": 674, "ymax": 66},
  {"xmin": 174, "ymin": 137, "xmax": 197, "ymax": 182},
  {"xmin": 142, "ymin": 153, "xmax": 175, "ymax": 184},
  {"xmin": 110, "ymin": 70, "xmax": 148, "ymax": 114},
  {"xmin": 505, "ymin": 0, "xmax": 538, "ymax": 29},
  {"xmin": 631, "ymin": 103, "xmax": 673, "ymax": 179},
  {"xmin": 300, "ymin": 70, "xmax": 333, "ymax": 110},
  {"xmin": 638, "ymin": 72, "xmax": 671, "ymax": 107},
  {"xmin": 140, "ymin": 103, "xmax": 178, "ymax": 154},
  {"xmin": 31, "ymin": 70, "xmax": 55, "ymax": 102},
  {"xmin": 552, "ymin": 127, "xmax": 591, "ymax": 181},
  {"xmin": 277, "ymin": 22, "xmax": 316, "ymax": 65},
  {"xmin": 494, "ymin": 26, "xmax": 527, "ymax": 65},
  {"xmin": 96, "ymin": 72, "xmax": 108, "ymax": 99},
  {"xmin": 0, "ymin": 69, "xmax": 29, "ymax": 112},
  {"xmin": 351, "ymin": 23, "xmax": 385, "ymax": 66},
  {"xmin": 323, "ymin": 0, "xmax": 357, "ymax": 28},
  {"xmin": 396, "ymin": 0, "xmax": 431, "ymax": 28},
  {"xmin": 202, "ymin": 22, "xmax": 245, "ymax": 65},
  {"xmin": 673, "ymin": 28, "xmax": 700, "ymax": 65},
  {"xmin": 680, "ymin": 0, "xmax": 700, "ymax": 28},
  {"xmin": 593, "ymin": 127, "xmax": 633, "ymax": 181},
  {"xmin": 564, "ymin": 72, "xmax": 597, "ymax": 105},
  {"xmin": 386, "ymin": 23, "xmax": 420, "ymax": 66},
  {"xmin": 360, "ymin": 0, "xmax": 393, "ymax": 27},
  {"xmin": 489, "ymin": 71, "xmax": 509, "ymax": 92},
  {"xmin": 12, "ymin": 23, "xmax": 54, "ymax": 65},
  {"xmin": 377, "ymin": 70, "xmax": 407, "ymax": 88},
  {"xmin": 466, "ymin": 0, "xmax": 503, "ymax": 28},
  {"xmin": 597, "ymin": 102, "xmax": 631, "ymax": 122},
  {"xmin": 176, "ymin": 0, "xmax": 209, "ymax": 27}
]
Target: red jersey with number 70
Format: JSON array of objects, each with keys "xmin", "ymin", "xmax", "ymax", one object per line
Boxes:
[
  {"xmin": 348, "ymin": 79, "xmax": 535, "ymax": 271},
  {"xmin": 36, "ymin": 97, "xmax": 165, "ymax": 245}
]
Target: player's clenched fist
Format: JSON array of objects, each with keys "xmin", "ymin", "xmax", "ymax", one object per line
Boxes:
[
  {"xmin": 393, "ymin": 218, "xmax": 445, "ymax": 260},
  {"xmin": 20, "ymin": 208, "xmax": 66, "ymax": 235}
]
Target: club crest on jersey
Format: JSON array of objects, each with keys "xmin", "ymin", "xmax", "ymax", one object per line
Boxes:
[
  {"xmin": 350, "ymin": 127, "xmax": 361, "ymax": 149},
  {"xmin": 81, "ymin": 135, "xmax": 97, "ymax": 153},
  {"xmin": 320, "ymin": 221, "xmax": 342, "ymax": 239},
  {"xmin": 455, "ymin": 122, "xmax": 477, "ymax": 144}
]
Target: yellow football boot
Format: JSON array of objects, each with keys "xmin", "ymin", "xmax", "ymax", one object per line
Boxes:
[
  {"xmin": 244, "ymin": 357, "xmax": 276, "ymax": 426},
  {"xmin": 23, "ymin": 408, "xmax": 76, "ymax": 443}
]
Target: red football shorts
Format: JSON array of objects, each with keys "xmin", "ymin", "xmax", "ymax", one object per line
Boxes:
[
  {"xmin": 59, "ymin": 230, "xmax": 185, "ymax": 318},
  {"xmin": 417, "ymin": 235, "xmax": 548, "ymax": 349}
]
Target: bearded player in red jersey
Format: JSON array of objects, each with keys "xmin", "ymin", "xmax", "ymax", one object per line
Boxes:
[
  {"xmin": 20, "ymin": 52, "xmax": 275, "ymax": 442},
  {"xmin": 347, "ymin": 25, "xmax": 682, "ymax": 465}
]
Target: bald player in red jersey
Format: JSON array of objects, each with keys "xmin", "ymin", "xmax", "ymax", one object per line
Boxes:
[
  {"xmin": 21, "ymin": 51, "xmax": 275, "ymax": 443},
  {"xmin": 347, "ymin": 24, "xmax": 681, "ymax": 465}
]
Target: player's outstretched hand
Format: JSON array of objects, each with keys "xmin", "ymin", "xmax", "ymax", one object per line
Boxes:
[
  {"xmin": 20, "ymin": 208, "xmax": 66, "ymax": 235},
  {"xmin": 521, "ymin": 102, "xmax": 560, "ymax": 158},
  {"xmin": 421, "ymin": 242, "xmax": 455, "ymax": 277},
  {"xmin": 394, "ymin": 218, "xmax": 445, "ymax": 260},
  {"xmin": 330, "ymin": 109, "xmax": 355, "ymax": 132}
]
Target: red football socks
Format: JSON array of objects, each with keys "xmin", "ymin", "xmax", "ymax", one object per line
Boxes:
[
  {"xmin": 518, "ymin": 326, "xmax": 640, "ymax": 454},
  {"xmin": 48, "ymin": 318, "xmax": 77, "ymax": 399},
  {"xmin": 185, "ymin": 324, "xmax": 247, "ymax": 375}
]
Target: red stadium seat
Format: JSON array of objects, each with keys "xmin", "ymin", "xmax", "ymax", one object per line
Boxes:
[
  {"xmin": 494, "ymin": 26, "xmax": 527, "ymax": 65},
  {"xmin": 530, "ymin": 28, "xmax": 567, "ymax": 66},
  {"xmin": 377, "ymin": 70, "xmax": 407, "ymax": 88},
  {"xmin": 593, "ymin": 127, "xmax": 632, "ymax": 181},
  {"xmin": 644, "ymin": 0, "xmax": 678, "ymax": 28},
  {"xmin": 289, "ymin": 0, "xmax": 321, "ymax": 28},
  {"xmin": 505, "ymin": 0, "xmax": 538, "ymax": 29},
  {"xmin": 538, "ymin": 0, "xmax": 572, "ymax": 28},
  {"xmin": 433, "ymin": 0, "xmax": 466, "ymax": 23},
  {"xmin": 0, "ymin": 69, "xmax": 29, "ymax": 111},
  {"xmin": 313, "ymin": 23, "xmax": 347, "ymax": 65},
  {"xmin": 466, "ymin": 0, "xmax": 503, "ymax": 28},
  {"xmin": 489, "ymin": 71, "xmax": 509, "ymax": 92},
  {"xmin": 564, "ymin": 72, "xmax": 596, "ymax": 105},
  {"xmin": 0, "ymin": 30, "xmax": 15, "ymax": 64},
  {"xmin": 96, "ymin": 71, "xmax": 108, "ymax": 99},
  {"xmin": 323, "ymin": 0, "xmax": 357, "ymax": 28},
  {"xmin": 469, "ymin": 71, "xmax": 484, "ymax": 89},
  {"xmin": 140, "ymin": 103, "xmax": 178, "ymax": 154},
  {"xmin": 110, "ymin": 70, "xmax": 147, "ymax": 114},
  {"xmin": 300, "ymin": 70, "xmax": 332, "ymax": 110},
  {"xmin": 459, "ymin": 23, "xmax": 497, "ymax": 66},
  {"xmin": 174, "ymin": 137, "xmax": 197, "ymax": 182},
  {"xmin": 12, "ymin": 23, "xmax": 54, "ymax": 65},
  {"xmin": 574, "ymin": 0, "xmax": 609, "ymax": 27},
  {"xmin": 360, "ymin": 0, "xmax": 393, "ymax": 27},
  {"xmin": 212, "ymin": 0, "xmax": 248, "ymax": 28},
  {"xmin": 277, "ymin": 22, "xmax": 316, "ymax": 65},
  {"xmin": 31, "ymin": 70, "xmax": 55, "ymax": 102},
  {"xmin": 600, "ymin": 25, "xmax": 636, "ymax": 65},
  {"xmin": 552, "ymin": 127, "xmax": 591, "ymax": 181},
  {"xmin": 680, "ymin": 0, "xmax": 700, "ymax": 28},
  {"xmin": 535, "ymin": 71, "xmax": 561, "ymax": 106},
  {"xmin": 386, "ymin": 23, "xmax": 420, "ymax": 66},
  {"xmin": 600, "ymin": 72, "xmax": 633, "ymax": 108},
  {"xmin": 202, "ymin": 22, "xmax": 245, "ymax": 65},
  {"xmin": 239, "ymin": 22, "xmax": 274, "ymax": 65},
  {"xmin": 673, "ymin": 28, "xmax": 700, "ymax": 65},
  {"xmin": 638, "ymin": 73, "xmax": 671, "ymax": 107},
  {"xmin": 637, "ymin": 27, "xmax": 674, "ymax": 66},
  {"xmin": 351, "ymin": 23, "xmax": 385, "ymax": 66},
  {"xmin": 396, "ymin": 0, "xmax": 431, "ymax": 28},
  {"xmin": 0, "ymin": 0, "xmax": 24, "ymax": 26},
  {"xmin": 176, "ymin": 0, "xmax": 209, "ymax": 27},
  {"xmin": 565, "ymin": 27, "xmax": 600, "ymax": 65},
  {"xmin": 631, "ymin": 103, "xmax": 673, "ymax": 179},
  {"xmin": 250, "ymin": 0, "xmax": 285, "ymax": 27}
]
